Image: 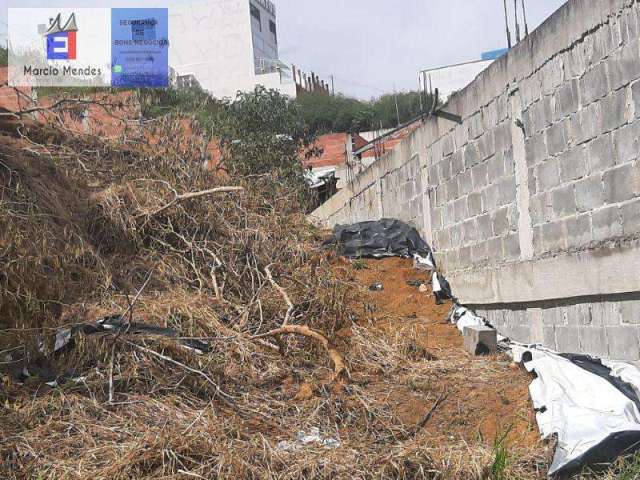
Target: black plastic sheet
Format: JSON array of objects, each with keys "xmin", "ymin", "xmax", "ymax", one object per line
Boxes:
[{"xmin": 327, "ymin": 218, "xmax": 433, "ymax": 261}]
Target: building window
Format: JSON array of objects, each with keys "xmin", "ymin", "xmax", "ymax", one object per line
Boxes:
[
  {"xmin": 269, "ymin": 20, "xmax": 276, "ymax": 36},
  {"xmin": 250, "ymin": 4, "xmax": 261, "ymax": 30}
]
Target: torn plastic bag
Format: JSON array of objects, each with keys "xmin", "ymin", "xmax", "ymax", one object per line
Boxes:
[
  {"xmin": 276, "ymin": 427, "xmax": 340, "ymax": 452},
  {"xmin": 432, "ymin": 272, "xmax": 453, "ymax": 302},
  {"xmin": 326, "ymin": 219, "xmax": 435, "ymax": 267},
  {"xmin": 414, "ymin": 250, "xmax": 435, "ymax": 270},
  {"xmin": 54, "ymin": 314, "xmax": 212, "ymax": 355},
  {"xmin": 450, "ymin": 305, "xmax": 485, "ymax": 333},
  {"xmin": 514, "ymin": 346, "xmax": 640, "ymax": 476}
]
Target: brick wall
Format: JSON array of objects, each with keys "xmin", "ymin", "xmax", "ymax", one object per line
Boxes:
[
  {"xmin": 0, "ymin": 67, "xmax": 33, "ymax": 112},
  {"xmin": 311, "ymin": 0, "xmax": 640, "ymax": 362}
]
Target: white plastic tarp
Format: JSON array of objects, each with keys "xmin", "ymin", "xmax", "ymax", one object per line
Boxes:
[
  {"xmin": 414, "ymin": 251, "xmax": 435, "ymax": 270},
  {"xmin": 450, "ymin": 305, "xmax": 485, "ymax": 333},
  {"xmin": 305, "ymin": 168, "xmax": 336, "ymax": 189},
  {"xmin": 511, "ymin": 346, "xmax": 640, "ymax": 476}
]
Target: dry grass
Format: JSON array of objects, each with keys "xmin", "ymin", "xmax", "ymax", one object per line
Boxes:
[{"xmin": 0, "ymin": 115, "xmax": 550, "ymax": 479}]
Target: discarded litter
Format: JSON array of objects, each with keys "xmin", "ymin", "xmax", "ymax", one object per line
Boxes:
[
  {"xmin": 446, "ymin": 298, "xmax": 640, "ymax": 474},
  {"xmin": 509, "ymin": 345, "xmax": 640, "ymax": 476},
  {"xmin": 406, "ymin": 279, "xmax": 430, "ymax": 292},
  {"xmin": 54, "ymin": 314, "xmax": 212, "ymax": 355},
  {"xmin": 449, "ymin": 305, "xmax": 485, "ymax": 333},
  {"xmin": 326, "ymin": 218, "xmax": 434, "ymax": 266},
  {"xmin": 276, "ymin": 427, "xmax": 340, "ymax": 451},
  {"xmin": 432, "ymin": 272, "xmax": 453, "ymax": 304},
  {"xmin": 414, "ymin": 250, "xmax": 436, "ymax": 270},
  {"xmin": 331, "ymin": 213, "xmax": 640, "ymax": 475},
  {"xmin": 369, "ymin": 282, "xmax": 384, "ymax": 291}
]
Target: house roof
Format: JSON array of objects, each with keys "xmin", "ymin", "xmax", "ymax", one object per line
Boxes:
[{"xmin": 361, "ymin": 121, "xmax": 421, "ymax": 158}]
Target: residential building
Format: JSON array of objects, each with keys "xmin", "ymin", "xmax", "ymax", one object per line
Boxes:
[
  {"xmin": 420, "ymin": 59, "xmax": 494, "ymax": 102},
  {"xmin": 305, "ymin": 133, "xmax": 367, "ymax": 191},
  {"xmin": 169, "ymin": 0, "xmax": 296, "ymax": 99}
]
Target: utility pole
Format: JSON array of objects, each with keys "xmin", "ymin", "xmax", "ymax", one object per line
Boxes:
[
  {"xmin": 513, "ymin": 0, "xmax": 521, "ymax": 43},
  {"xmin": 521, "ymin": 0, "xmax": 530, "ymax": 37},
  {"xmin": 393, "ymin": 84, "xmax": 401, "ymax": 127},
  {"xmin": 330, "ymin": 74, "xmax": 335, "ymax": 95},
  {"xmin": 418, "ymin": 73, "xmax": 424, "ymax": 114},
  {"xmin": 503, "ymin": 0, "xmax": 512, "ymax": 49}
]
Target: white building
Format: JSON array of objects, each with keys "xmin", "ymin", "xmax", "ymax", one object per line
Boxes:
[
  {"xmin": 420, "ymin": 59, "xmax": 494, "ymax": 102},
  {"xmin": 169, "ymin": 0, "xmax": 296, "ymax": 99}
]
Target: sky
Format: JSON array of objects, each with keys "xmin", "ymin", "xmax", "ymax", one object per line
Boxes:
[
  {"xmin": 0, "ymin": 0, "xmax": 567, "ymax": 99},
  {"xmin": 275, "ymin": 0, "xmax": 567, "ymax": 98}
]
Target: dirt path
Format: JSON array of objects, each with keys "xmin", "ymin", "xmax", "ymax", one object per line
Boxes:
[{"xmin": 335, "ymin": 257, "xmax": 545, "ymax": 461}]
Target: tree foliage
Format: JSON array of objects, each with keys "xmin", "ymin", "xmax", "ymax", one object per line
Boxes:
[
  {"xmin": 140, "ymin": 83, "xmax": 220, "ymax": 123},
  {"xmin": 296, "ymin": 93, "xmax": 373, "ymax": 134},
  {"xmin": 0, "ymin": 47, "xmax": 8, "ymax": 67},
  {"xmin": 215, "ymin": 87, "xmax": 317, "ymax": 184},
  {"xmin": 141, "ymin": 86, "xmax": 317, "ymax": 198},
  {"xmin": 296, "ymin": 90, "xmax": 433, "ymax": 134}
]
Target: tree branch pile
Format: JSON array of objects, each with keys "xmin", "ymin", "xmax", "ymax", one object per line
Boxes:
[{"xmin": 0, "ymin": 105, "xmax": 547, "ymax": 479}]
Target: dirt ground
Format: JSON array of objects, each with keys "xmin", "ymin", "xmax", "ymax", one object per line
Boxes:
[{"xmin": 333, "ymin": 257, "xmax": 543, "ymax": 453}]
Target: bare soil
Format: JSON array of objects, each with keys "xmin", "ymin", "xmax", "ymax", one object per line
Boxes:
[{"xmin": 334, "ymin": 257, "xmax": 542, "ymax": 451}]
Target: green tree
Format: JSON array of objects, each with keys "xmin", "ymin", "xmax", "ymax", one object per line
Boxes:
[
  {"xmin": 372, "ymin": 91, "xmax": 424, "ymax": 128},
  {"xmin": 0, "ymin": 47, "xmax": 7, "ymax": 67},
  {"xmin": 296, "ymin": 90, "xmax": 434, "ymax": 135},
  {"xmin": 215, "ymin": 86, "xmax": 317, "ymax": 186},
  {"xmin": 296, "ymin": 91, "xmax": 374, "ymax": 133},
  {"xmin": 140, "ymin": 83, "xmax": 221, "ymax": 122},
  {"xmin": 141, "ymin": 85, "xmax": 318, "ymax": 196}
]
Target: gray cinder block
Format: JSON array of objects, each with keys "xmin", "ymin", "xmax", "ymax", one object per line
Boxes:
[{"xmin": 463, "ymin": 325, "xmax": 498, "ymax": 356}]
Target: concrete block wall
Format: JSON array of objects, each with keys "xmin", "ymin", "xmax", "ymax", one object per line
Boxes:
[{"xmin": 311, "ymin": 0, "xmax": 640, "ymax": 361}]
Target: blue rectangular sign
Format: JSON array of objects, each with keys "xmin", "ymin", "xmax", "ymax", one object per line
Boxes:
[
  {"xmin": 111, "ymin": 8, "xmax": 169, "ymax": 88},
  {"xmin": 481, "ymin": 48, "xmax": 509, "ymax": 61}
]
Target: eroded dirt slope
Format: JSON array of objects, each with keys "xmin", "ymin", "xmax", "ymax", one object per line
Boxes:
[{"xmin": 333, "ymin": 257, "xmax": 546, "ymax": 459}]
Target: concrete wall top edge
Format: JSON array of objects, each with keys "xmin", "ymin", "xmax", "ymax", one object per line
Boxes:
[{"xmin": 312, "ymin": 0, "xmax": 609, "ymax": 208}]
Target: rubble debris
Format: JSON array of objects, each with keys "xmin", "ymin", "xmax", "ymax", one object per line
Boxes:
[
  {"xmin": 326, "ymin": 219, "xmax": 434, "ymax": 266},
  {"xmin": 463, "ymin": 325, "xmax": 497, "ymax": 356},
  {"xmin": 305, "ymin": 167, "xmax": 337, "ymax": 189},
  {"xmin": 276, "ymin": 427, "xmax": 340, "ymax": 452},
  {"xmin": 406, "ymin": 279, "xmax": 430, "ymax": 293}
]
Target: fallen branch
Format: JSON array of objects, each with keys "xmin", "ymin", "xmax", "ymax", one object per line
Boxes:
[
  {"xmin": 108, "ymin": 271, "xmax": 153, "ymax": 404},
  {"xmin": 138, "ymin": 186, "xmax": 245, "ymax": 218},
  {"xmin": 404, "ymin": 391, "xmax": 449, "ymax": 439},
  {"xmin": 125, "ymin": 340, "xmax": 236, "ymax": 403},
  {"xmin": 1, "ymin": 95, "xmax": 132, "ymax": 118},
  {"xmin": 415, "ymin": 391, "xmax": 448, "ymax": 430},
  {"xmin": 253, "ymin": 324, "xmax": 346, "ymax": 377},
  {"xmin": 265, "ymin": 264, "xmax": 293, "ymax": 326}
]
